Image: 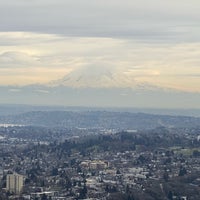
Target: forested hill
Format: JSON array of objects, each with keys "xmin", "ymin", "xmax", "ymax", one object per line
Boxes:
[{"xmin": 0, "ymin": 111, "xmax": 200, "ymax": 129}]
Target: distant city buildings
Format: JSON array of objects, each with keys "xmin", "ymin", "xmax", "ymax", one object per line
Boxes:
[
  {"xmin": 1, "ymin": 124, "xmax": 200, "ymax": 199},
  {"xmin": 80, "ymin": 160, "xmax": 109, "ymax": 170},
  {"xmin": 6, "ymin": 173, "xmax": 24, "ymax": 194}
]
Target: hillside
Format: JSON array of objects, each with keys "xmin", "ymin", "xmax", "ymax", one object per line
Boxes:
[{"xmin": 0, "ymin": 111, "xmax": 200, "ymax": 129}]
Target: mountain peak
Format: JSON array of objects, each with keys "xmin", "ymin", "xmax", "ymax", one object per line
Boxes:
[{"xmin": 50, "ymin": 65, "xmax": 137, "ymax": 88}]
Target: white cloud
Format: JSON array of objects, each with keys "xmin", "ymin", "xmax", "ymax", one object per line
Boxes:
[
  {"xmin": 8, "ymin": 88, "xmax": 21, "ymax": 93},
  {"xmin": 0, "ymin": 51, "xmax": 39, "ymax": 68}
]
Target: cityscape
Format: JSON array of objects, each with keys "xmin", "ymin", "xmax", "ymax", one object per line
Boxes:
[
  {"xmin": 0, "ymin": 108, "xmax": 200, "ymax": 199},
  {"xmin": 1, "ymin": 0, "xmax": 200, "ymax": 199}
]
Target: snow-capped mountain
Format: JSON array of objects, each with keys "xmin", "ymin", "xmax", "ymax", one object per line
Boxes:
[{"xmin": 50, "ymin": 65, "xmax": 137, "ymax": 88}]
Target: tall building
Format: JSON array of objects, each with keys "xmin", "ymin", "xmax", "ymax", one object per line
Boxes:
[{"xmin": 6, "ymin": 173, "xmax": 24, "ymax": 194}]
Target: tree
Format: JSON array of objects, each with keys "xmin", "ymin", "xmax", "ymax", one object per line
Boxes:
[
  {"xmin": 179, "ymin": 166, "xmax": 187, "ymax": 176},
  {"xmin": 163, "ymin": 171, "xmax": 169, "ymax": 182},
  {"xmin": 116, "ymin": 169, "xmax": 121, "ymax": 175},
  {"xmin": 79, "ymin": 184, "xmax": 87, "ymax": 199},
  {"xmin": 41, "ymin": 193, "xmax": 48, "ymax": 200},
  {"xmin": 193, "ymin": 150, "xmax": 200, "ymax": 157},
  {"xmin": 51, "ymin": 168, "xmax": 58, "ymax": 176},
  {"xmin": 167, "ymin": 191, "xmax": 173, "ymax": 200}
]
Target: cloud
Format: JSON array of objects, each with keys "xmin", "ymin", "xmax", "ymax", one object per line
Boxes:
[
  {"xmin": 0, "ymin": 0, "xmax": 199, "ymax": 42},
  {"xmin": 0, "ymin": 32, "xmax": 62, "ymax": 47},
  {"xmin": 0, "ymin": 51, "xmax": 39, "ymax": 67},
  {"xmin": 0, "ymin": 32, "xmax": 200, "ymax": 92},
  {"xmin": 0, "ymin": 0, "xmax": 200, "ymax": 108},
  {"xmin": 35, "ymin": 89, "xmax": 50, "ymax": 94},
  {"xmin": 8, "ymin": 88, "xmax": 21, "ymax": 93},
  {"xmin": 1, "ymin": 84, "xmax": 200, "ymax": 109}
]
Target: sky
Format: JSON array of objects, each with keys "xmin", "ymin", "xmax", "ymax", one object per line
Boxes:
[{"xmin": 0, "ymin": 0, "xmax": 200, "ymax": 108}]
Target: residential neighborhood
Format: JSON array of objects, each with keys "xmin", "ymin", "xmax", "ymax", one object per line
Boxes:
[{"xmin": 0, "ymin": 124, "xmax": 200, "ymax": 199}]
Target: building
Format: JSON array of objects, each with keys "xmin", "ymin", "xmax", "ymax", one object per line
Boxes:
[
  {"xmin": 6, "ymin": 173, "xmax": 24, "ymax": 194},
  {"xmin": 80, "ymin": 160, "xmax": 109, "ymax": 170}
]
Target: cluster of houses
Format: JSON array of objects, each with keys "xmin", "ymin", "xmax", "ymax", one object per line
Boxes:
[{"xmin": 1, "ymin": 128, "xmax": 200, "ymax": 199}]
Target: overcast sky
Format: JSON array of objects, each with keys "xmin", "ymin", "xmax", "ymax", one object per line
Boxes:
[{"xmin": 0, "ymin": 0, "xmax": 200, "ymax": 107}]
